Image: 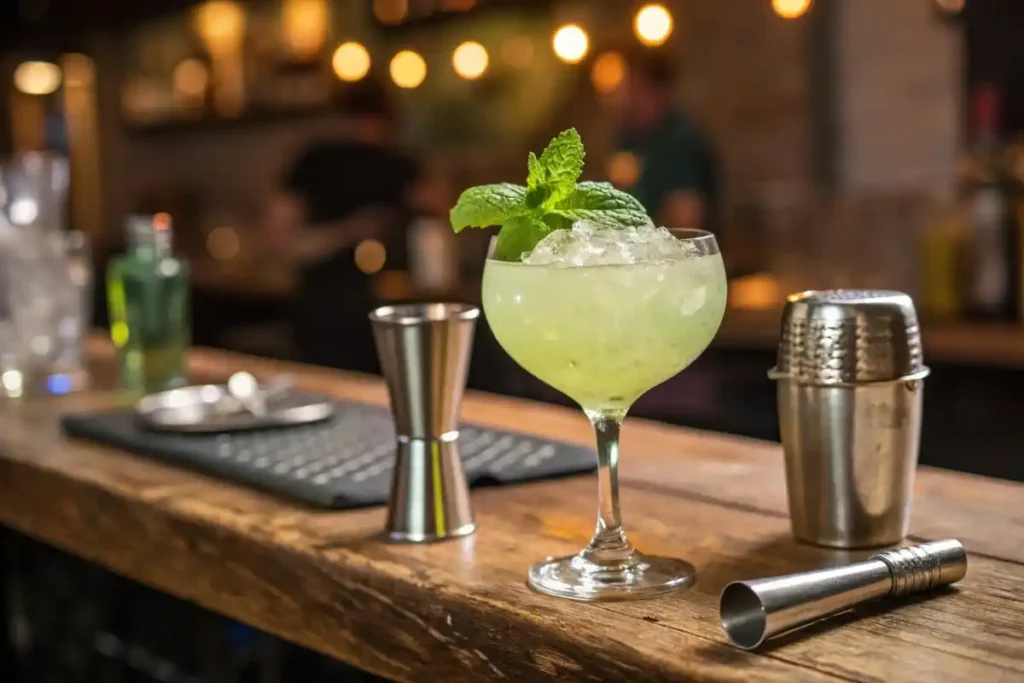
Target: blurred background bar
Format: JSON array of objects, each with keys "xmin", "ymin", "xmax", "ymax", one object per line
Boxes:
[
  {"xmin": 2, "ymin": 1, "xmax": 1024, "ymax": 681},
  {"xmin": 0, "ymin": 0, "xmax": 1020, "ymax": 471}
]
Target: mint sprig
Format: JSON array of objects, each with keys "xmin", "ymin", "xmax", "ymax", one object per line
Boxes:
[
  {"xmin": 448, "ymin": 128, "xmax": 652, "ymax": 261},
  {"xmin": 449, "ymin": 183, "xmax": 526, "ymax": 232}
]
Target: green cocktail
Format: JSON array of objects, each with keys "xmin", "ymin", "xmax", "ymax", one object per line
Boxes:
[
  {"xmin": 483, "ymin": 248, "xmax": 726, "ymax": 414},
  {"xmin": 451, "ymin": 129, "xmax": 727, "ymax": 600}
]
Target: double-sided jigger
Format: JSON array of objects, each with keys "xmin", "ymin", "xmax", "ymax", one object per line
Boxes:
[
  {"xmin": 370, "ymin": 303, "xmax": 479, "ymax": 543},
  {"xmin": 720, "ymin": 539, "xmax": 967, "ymax": 649}
]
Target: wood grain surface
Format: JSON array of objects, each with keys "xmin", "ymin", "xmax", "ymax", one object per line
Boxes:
[{"xmin": 0, "ymin": 340, "xmax": 1022, "ymax": 683}]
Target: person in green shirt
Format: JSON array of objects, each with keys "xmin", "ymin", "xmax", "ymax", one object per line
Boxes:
[{"xmin": 615, "ymin": 50, "xmax": 720, "ymax": 233}]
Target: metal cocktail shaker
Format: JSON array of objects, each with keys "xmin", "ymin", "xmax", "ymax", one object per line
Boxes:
[
  {"xmin": 769, "ymin": 290, "xmax": 929, "ymax": 548},
  {"xmin": 370, "ymin": 303, "xmax": 479, "ymax": 543}
]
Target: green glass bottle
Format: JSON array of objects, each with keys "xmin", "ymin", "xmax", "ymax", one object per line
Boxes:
[{"xmin": 107, "ymin": 214, "xmax": 190, "ymax": 394}]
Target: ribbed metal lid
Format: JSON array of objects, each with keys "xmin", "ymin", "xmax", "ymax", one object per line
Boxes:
[{"xmin": 770, "ymin": 290, "xmax": 926, "ymax": 385}]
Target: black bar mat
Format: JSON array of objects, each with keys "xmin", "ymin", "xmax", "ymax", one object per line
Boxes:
[{"xmin": 60, "ymin": 399, "xmax": 596, "ymax": 509}]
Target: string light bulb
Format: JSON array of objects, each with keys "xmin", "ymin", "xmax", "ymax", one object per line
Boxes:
[
  {"xmin": 452, "ymin": 41, "xmax": 489, "ymax": 80},
  {"xmin": 332, "ymin": 42, "xmax": 371, "ymax": 82},
  {"xmin": 772, "ymin": 0, "xmax": 812, "ymax": 19},
  {"xmin": 633, "ymin": 4, "xmax": 674, "ymax": 47},
  {"xmin": 552, "ymin": 24, "xmax": 589, "ymax": 64},
  {"xmin": 390, "ymin": 50, "xmax": 427, "ymax": 88}
]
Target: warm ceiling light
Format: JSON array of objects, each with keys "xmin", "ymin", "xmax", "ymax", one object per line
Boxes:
[
  {"xmin": 934, "ymin": 0, "xmax": 965, "ymax": 13},
  {"xmin": 390, "ymin": 50, "xmax": 427, "ymax": 88},
  {"xmin": 332, "ymin": 42, "xmax": 371, "ymax": 82},
  {"xmin": 633, "ymin": 4, "xmax": 673, "ymax": 47},
  {"xmin": 374, "ymin": 0, "xmax": 408, "ymax": 24},
  {"xmin": 452, "ymin": 41, "xmax": 488, "ymax": 80},
  {"xmin": 552, "ymin": 24, "xmax": 589, "ymax": 64},
  {"xmin": 13, "ymin": 61, "xmax": 62, "ymax": 95},
  {"xmin": 772, "ymin": 0, "xmax": 812, "ymax": 19},
  {"xmin": 591, "ymin": 51, "xmax": 625, "ymax": 94},
  {"xmin": 502, "ymin": 35, "xmax": 534, "ymax": 68}
]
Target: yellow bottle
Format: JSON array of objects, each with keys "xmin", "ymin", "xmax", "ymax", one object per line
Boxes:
[{"xmin": 920, "ymin": 195, "xmax": 965, "ymax": 321}]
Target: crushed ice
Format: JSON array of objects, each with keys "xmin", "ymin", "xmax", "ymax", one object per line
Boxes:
[{"xmin": 522, "ymin": 221, "xmax": 699, "ymax": 266}]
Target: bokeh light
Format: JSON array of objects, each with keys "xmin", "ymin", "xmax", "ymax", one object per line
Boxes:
[
  {"xmin": 552, "ymin": 24, "xmax": 589, "ymax": 64},
  {"xmin": 281, "ymin": 0, "xmax": 328, "ymax": 61},
  {"xmin": 13, "ymin": 61, "xmax": 62, "ymax": 95},
  {"xmin": 772, "ymin": 0, "xmax": 812, "ymax": 19},
  {"xmin": 173, "ymin": 59, "xmax": 209, "ymax": 98},
  {"xmin": 193, "ymin": 1, "xmax": 246, "ymax": 52},
  {"xmin": 452, "ymin": 41, "xmax": 489, "ymax": 80},
  {"xmin": 206, "ymin": 226, "xmax": 240, "ymax": 261},
  {"xmin": 390, "ymin": 50, "xmax": 427, "ymax": 88},
  {"xmin": 633, "ymin": 4, "xmax": 674, "ymax": 47},
  {"xmin": 934, "ymin": 0, "xmax": 965, "ymax": 13},
  {"xmin": 502, "ymin": 35, "xmax": 534, "ymax": 68},
  {"xmin": 607, "ymin": 151, "xmax": 640, "ymax": 188},
  {"xmin": 332, "ymin": 42, "xmax": 371, "ymax": 82},
  {"xmin": 591, "ymin": 51, "xmax": 625, "ymax": 94},
  {"xmin": 374, "ymin": 0, "xmax": 408, "ymax": 24},
  {"xmin": 354, "ymin": 239, "xmax": 387, "ymax": 273}
]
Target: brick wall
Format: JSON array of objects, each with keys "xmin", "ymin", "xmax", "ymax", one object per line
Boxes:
[
  {"xmin": 680, "ymin": 0, "xmax": 814, "ymax": 204},
  {"xmin": 836, "ymin": 0, "xmax": 963, "ymax": 191}
]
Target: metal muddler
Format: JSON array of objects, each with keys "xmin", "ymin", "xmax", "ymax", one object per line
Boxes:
[
  {"xmin": 370, "ymin": 303, "xmax": 479, "ymax": 543},
  {"xmin": 720, "ymin": 539, "xmax": 967, "ymax": 650}
]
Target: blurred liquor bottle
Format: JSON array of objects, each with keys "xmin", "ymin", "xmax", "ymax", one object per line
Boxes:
[
  {"xmin": 1001, "ymin": 138, "xmax": 1024, "ymax": 322},
  {"xmin": 960, "ymin": 83, "xmax": 1016, "ymax": 320},
  {"xmin": 919, "ymin": 188, "xmax": 966, "ymax": 321}
]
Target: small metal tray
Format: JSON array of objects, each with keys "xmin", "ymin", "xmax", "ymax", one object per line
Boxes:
[{"xmin": 135, "ymin": 384, "xmax": 335, "ymax": 433}]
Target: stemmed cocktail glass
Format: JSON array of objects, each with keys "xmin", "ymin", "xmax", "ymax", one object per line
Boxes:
[{"xmin": 481, "ymin": 228, "xmax": 727, "ymax": 600}]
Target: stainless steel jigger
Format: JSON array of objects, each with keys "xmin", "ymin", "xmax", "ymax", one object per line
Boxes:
[
  {"xmin": 720, "ymin": 538, "xmax": 967, "ymax": 649},
  {"xmin": 369, "ymin": 303, "xmax": 480, "ymax": 543}
]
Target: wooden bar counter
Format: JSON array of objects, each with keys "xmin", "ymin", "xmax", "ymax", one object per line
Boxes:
[{"xmin": 1, "ymin": 342, "xmax": 1022, "ymax": 682}]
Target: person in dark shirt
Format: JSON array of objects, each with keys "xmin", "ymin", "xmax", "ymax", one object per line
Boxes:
[
  {"xmin": 267, "ymin": 78, "xmax": 421, "ymax": 373},
  {"xmin": 615, "ymin": 50, "xmax": 720, "ymax": 233}
]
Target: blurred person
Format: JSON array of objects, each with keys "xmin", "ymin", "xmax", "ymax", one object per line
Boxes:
[
  {"xmin": 614, "ymin": 49, "xmax": 719, "ymax": 232},
  {"xmin": 267, "ymin": 77, "xmax": 433, "ymax": 373}
]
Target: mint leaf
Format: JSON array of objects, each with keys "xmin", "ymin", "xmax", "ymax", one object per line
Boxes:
[
  {"xmin": 526, "ymin": 152, "xmax": 542, "ymax": 187},
  {"xmin": 526, "ymin": 128, "xmax": 584, "ymax": 205},
  {"xmin": 449, "ymin": 183, "xmax": 527, "ymax": 232},
  {"xmin": 493, "ymin": 215, "xmax": 554, "ymax": 262},
  {"xmin": 550, "ymin": 181, "xmax": 652, "ymax": 227},
  {"xmin": 450, "ymin": 129, "xmax": 655, "ymax": 261}
]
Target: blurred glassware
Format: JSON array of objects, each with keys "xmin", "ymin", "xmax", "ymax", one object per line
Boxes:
[
  {"xmin": 48, "ymin": 231, "xmax": 93, "ymax": 392},
  {"xmin": 0, "ymin": 153, "xmax": 91, "ymax": 395},
  {"xmin": 0, "ymin": 152, "xmax": 69, "ymax": 239}
]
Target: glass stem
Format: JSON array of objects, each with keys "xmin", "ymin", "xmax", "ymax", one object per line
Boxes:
[{"xmin": 584, "ymin": 410, "xmax": 634, "ymax": 565}]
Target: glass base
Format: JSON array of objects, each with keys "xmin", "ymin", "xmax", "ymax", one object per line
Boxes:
[{"xmin": 528, "ymin": 551, "xmax": 696, "ymax": 601}]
